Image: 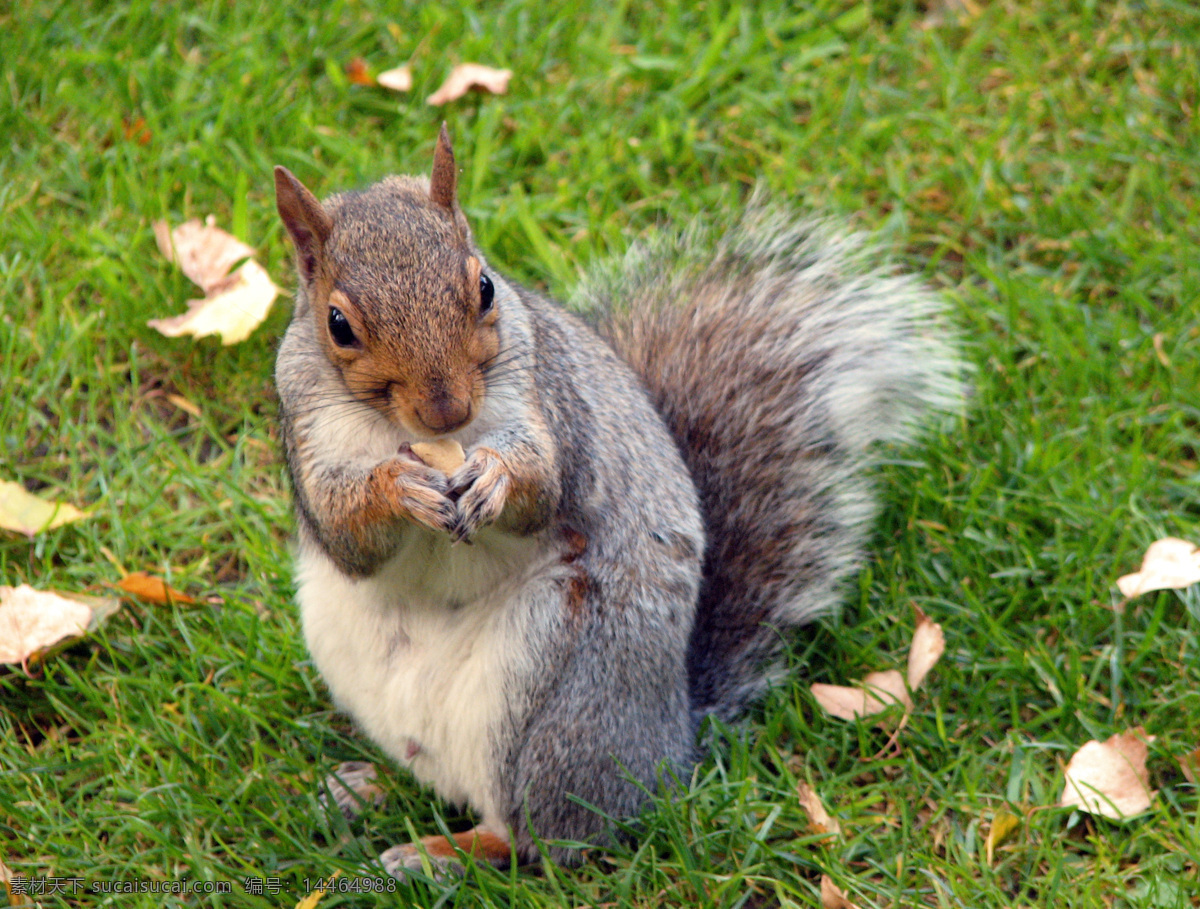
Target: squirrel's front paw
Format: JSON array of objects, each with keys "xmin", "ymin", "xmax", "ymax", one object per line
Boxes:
[
  {"xmin": 448, "ymin": 447, "xmax": 510, "ymax": 542},
  {"xmin": 375, "ymin": 458, "xmax": 457, "ymax": 535}
]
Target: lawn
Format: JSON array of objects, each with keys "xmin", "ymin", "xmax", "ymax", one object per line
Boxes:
[{"xmin": 2, "ymin": 0, "xmax": 1198, "ymax": 906}]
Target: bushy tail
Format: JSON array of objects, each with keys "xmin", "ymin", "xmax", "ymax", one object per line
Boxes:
[{"xmin": 576, "ymin": 200, "xmax": 964, "ymax": 721}]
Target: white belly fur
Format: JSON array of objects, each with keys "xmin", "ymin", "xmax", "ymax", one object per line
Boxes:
[{"xmin": 296, "ymin": 527, "xmax": 555, "ymax": 826}]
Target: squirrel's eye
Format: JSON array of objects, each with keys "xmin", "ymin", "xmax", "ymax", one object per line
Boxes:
[
  {"xmin": 479, "ymin": 273, "xmax": 495, "ymax": 314},
  {"xmin": 328, "ymin": 306, "xmax": 357, "ymax": 347}
]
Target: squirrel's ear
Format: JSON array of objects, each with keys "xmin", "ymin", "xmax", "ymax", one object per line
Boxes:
[
  {"xmin": 429, "ymin": 123, "xmax": 458, "ymax": 211},
  {"xmin": 274, "ymin": 166, "xmax": 332, "ymax": 282}
]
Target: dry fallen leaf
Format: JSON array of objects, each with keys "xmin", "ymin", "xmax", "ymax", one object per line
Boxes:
[
  {"xmin": 820, "ymin": 875, "xmax": 863, "ymax": 909},
  {"xmin": 811, "ymin": 669, "xmax": 911, "ymax": 721},
  {"xmin": 427, "ymin": 63, "xmax": 512, "ymax": 105},
  {"xmin": 0, "ymin": 585, "xmax": 120, "ymax": 667},
  {"xmin": 165, "ymin": 393, "xmax": 202, "ymax": 418},
  {"xmin": 154, "ymin": 217, "xmax": 255, "ymax": 292},
  {"xmin": 1060, "ymin": 728, "xmax": 1157, "ymax": 819},
  {"xmin": 797, "ymin": 782, "xmax": 841, "ymax": 838},
  {"xmin": 812, "ymin": 609, "xmax": 944, "ymax": 725},
  {"xmin": 0, "ymin": 480, "xmax": 89, "ymax": 537},
  {"xmin": 149, "ymin": 259, "xmax": 278, "ymax": 345},
  {"xmin": 410, "ymin": 439, "xmax": 466, "ymax": 473},
  {"xmin": 346, "ymin": 57, "xmax": 375, "ymax": 86},
  {"xmin": 985, "ymin": 810, "xmax": 1021, "ymax": 865},
  {"xmin": 294, "ymin": 870, "xmax": 341, "ymax": 909},
  {"xmin": 377, "ymin": 64, "xmax": 413, "ymax": 93},
  {"xmin": 150, "ymin": 217, "xmax": 279, "ymax": 345},
  {"xmin": 1177, "ymin": 746, "xmax": 1200, "ymax": 785},
  {"xmin": 116, "ymin": 571, "xmax": 196, "ymax": 606},
  {"xmin": 1, "ymin": 855, "xmax": 33, "ymax": 908},
  {"xmin": 123, "ymin": 114, "xmax": 152, "ymax": 146},
  {"xmin": 1116, "ymin": 538, "xmax": 1200, "ymax": 598},
  {"xmin": 907, "ymin": 606, "xmax": 945, "ymax": 690}
]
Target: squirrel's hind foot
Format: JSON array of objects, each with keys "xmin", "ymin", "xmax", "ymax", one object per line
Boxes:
[
  {"xmin": 319, "ymin": 761, "xmax": 385, "ymax": 822},
  {"xmin": 378, "ymin": 826, "xmax": 512, "ymax": 881}
]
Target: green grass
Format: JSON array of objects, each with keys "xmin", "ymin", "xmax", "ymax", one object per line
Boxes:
[{"xmin": 2, "ymin": 0, "xmax": 1199, "ymax": 905}]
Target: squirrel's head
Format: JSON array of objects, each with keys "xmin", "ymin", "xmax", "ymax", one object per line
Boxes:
[{"xmin": 274, "ymin": 125, "xmax": 499, "ymax": 437}]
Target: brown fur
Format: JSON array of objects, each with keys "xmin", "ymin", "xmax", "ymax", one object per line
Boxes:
[
  {"xmin": 278, "ymin": 162, "xmax": 498, "ymax": 439},
  {"xmin": 300, "ymin": 455, "xmax": 457, "ymax": 540},
  {"xmin": 419, "ymin": 828, "xmax": 511, "ymax": 862}
]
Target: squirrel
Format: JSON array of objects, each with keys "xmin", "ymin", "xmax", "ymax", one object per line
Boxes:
[{"xmin": 272, "ymin": 125, "xmax": 962, "ymax": 878}]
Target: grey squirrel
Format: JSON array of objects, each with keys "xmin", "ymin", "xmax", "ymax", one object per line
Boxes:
[{"xmin": 273, "ymin": 126, "xmax": 962, "ymax": 877}]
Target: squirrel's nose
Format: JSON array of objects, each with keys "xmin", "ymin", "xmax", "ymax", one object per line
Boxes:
[{"xmin": 416, "ymin": 392, "xmax": 471, "ymax": 434}]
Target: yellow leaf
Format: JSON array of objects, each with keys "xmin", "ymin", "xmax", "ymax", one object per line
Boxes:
[
  {"xmin": 294, "ymin": 870, "xmax": 340, "ymax": 909},
  {"xmin": 0, "ymin": 480, "xmax": 88, "ymax": 537},
  {"xmin": 149, "ymin": 259, "xmax": 278, "ymax": 345},
  {"xmin": 985, "ymin": 810, "xmax": 1020, "ymax": 864}
]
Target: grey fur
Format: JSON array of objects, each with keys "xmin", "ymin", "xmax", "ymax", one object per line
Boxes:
[
  {"xmin": 275, "ymin": 167, "xmax": 962, "ymax": 872},
  {"xmin": 577, "ymin": 201, "xmax": 964, "ymax": 718}
]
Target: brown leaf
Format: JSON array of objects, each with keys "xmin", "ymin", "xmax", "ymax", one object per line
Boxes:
[
  {"xmin": 1116, "ymin": 537, "xmax": 1200, "ymax": 598},
  {"xmin": 123, "ymin": 115, "xmax": 152, "ymax": 146},
  {"xmin": 427, "ymin": 63, "xmax": 512, "ymax": 105},
  {"xmin": 377, "ymin": 64, "xmax": 413, "ymax": 93},
  {"xmin": 1, "ymin": 855, "xmax": 34, "ymax": 907},
  {"xmin": 1177, "ymin": 746, "xmax": 1200, "ymax": 785},
  {"xmin": 811, "ymin": 669, "xmax": 911, "ymax": 722},
  {"xmin": 907, "ymin": 606, "xmax": 945, "ymax": 690},
  {"xmin": 0, "ymin": 480, "xmax": 89, "ymax": 537},
  {"xmin": 346, "ymin": 57, "xmax": 375, "ymax": 86},
  {"xmin": 820, "ymin": 875, "xmax": 863, "ymax": 909},
  {"xmin": 153, "ymin": 217, "xmax": 256, "ymax": 294},
  {"xmin": 0, "ymin": 585, "xmax": 120, "ymax": 666},
  {"xmin": 116, "ymin": 571, "xmax": 196, "ymax": 606},
  {"xmin": 1060, "ymin": 727, "xmax": 1157, "ymax": 819},
  {"xmin": 797, "ymin": 782, "xmax": 841, "ymax": 838}
]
